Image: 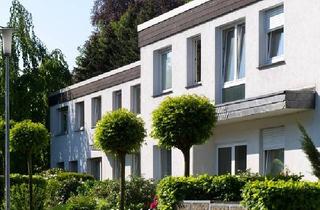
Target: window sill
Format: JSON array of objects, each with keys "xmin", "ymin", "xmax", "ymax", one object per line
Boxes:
[
  {"xmin": 258, "ymin": 60, "xmax": 285, "ymax": 70},
  {"xmin": 186, "ymin": 82, "xmax": 202, "ymax": 89},
  {"xmin": 152, "ymin": 90, "xmax": 173, "ymax": 98}
]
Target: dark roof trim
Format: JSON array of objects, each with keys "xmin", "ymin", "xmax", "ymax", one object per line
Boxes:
[
  {"xmin": 138, "ymin": 0, "xmax": 261, "ymax": 47},
  {"xmin": 49, "ymin": 65, "xmax": 140, "ymax": 106}
]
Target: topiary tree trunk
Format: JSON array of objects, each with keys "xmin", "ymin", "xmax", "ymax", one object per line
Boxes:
[
  {"xmin": 27, "ymin": 152, "xmax": 33, "ymax": 210},
  {"xmin": 119, "ymin": 152, "xmax": 126, "ymax": 210},
  {"xmin": 181, "ymin": 147, "xmax": 191, "ymax": 177}
]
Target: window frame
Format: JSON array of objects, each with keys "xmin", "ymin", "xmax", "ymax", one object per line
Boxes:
[
  {"xmin": 221, "ymin": 22, "xmax": 246, "ymax": 89},
  {"xmin": 91, "ymin": 96, "xmax": 102, "ymax": 128},
  {"xmin": 216, "ymin": 143, "xmax": 247, "ymax": 175},
  {"xmin": 112, "ymin": 90, "xmax": 122, "ymax": 111},
  {"xmin": 58, "ymin": 106, "xmax": 68, "ymax": 135},
  {"xmin": 187, "ymin": 35, "xmax": 202, "ymax": 86},
  {"xmin": 160, "ymin": 148, "xmax": 172, "ymax": 178},
  {"xmin": 130, "ymin": 84, "xmax": 141, "ymax": 114},
  {"xmin": 263, "ymin": 5, "xmax": 284, "ymax": 65},
  {"xmin": 69, "ymin": 160, "xmax": 78, "ymax": 172},
  {"xmin": 75, "ymin": 101, "xmax": 85, "ymax": 131},
  {"xmin": 159, "ymin": 48, "xmax": 172, "ymax": 93}
]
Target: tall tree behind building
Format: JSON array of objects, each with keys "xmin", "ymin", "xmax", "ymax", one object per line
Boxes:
[{"xmin": 73, "ymin": 0, "xmax": 190, "ymax": 82}]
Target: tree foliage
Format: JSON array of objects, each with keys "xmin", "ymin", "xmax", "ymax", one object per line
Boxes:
[
  {"xmin": 10, "ymin": 120, "xmax": 50, "ymax": 210},
  {"xmin": 299, "ymin": 124, "xmax": 320, "ymax": 179},
  {"xmin": 151, "ymin": 94, "xmax": 217, "ymax": 176},
  {"xmin": 73, "ymin": 0, "xmax": 190, "ymax": 82},
  {"xmin": 94, "ymin": 109, "xmax": 145, "ymax": 210}
]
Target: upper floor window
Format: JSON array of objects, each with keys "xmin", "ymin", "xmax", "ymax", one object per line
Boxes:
[
  {"xmin": 75, "ymin": 102, "xmax": 84, "ymax": 131},
  {"xmin": 223, "ymin": 23, "xmax": 245, "ymax": 83},
  {"xmin": 160, "ymin": 49, "xmax": 172, "ymax": 92},
  {"xmin": 187, "ymin": 35, "xmax": 201, "ymax": 86},
  {"xmin": 131, "ymin": 84, "xmax": 141, "ymax": 114},
  {"xmin": 92, "ymin": 96, "xmax": 101, "ymax": 127},
  {"xmin": 263, "ymin": 5, "xmax": 284, "ymax": 64},
  {"xmin": 58, "ymin": 106, "xmax": 68, "ymax": 135},
  {"xmin": 113, "ymin": 90, "xmax": 122, "ymax": 110},
  {"xmin": 222, "ymin": 23, "xmax": 245, "ymax": 103}
]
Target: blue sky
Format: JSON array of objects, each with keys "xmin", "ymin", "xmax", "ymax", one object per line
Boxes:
[{"xmin": 0, "ymin": 0, "xmax": 94, "ymax": 70}]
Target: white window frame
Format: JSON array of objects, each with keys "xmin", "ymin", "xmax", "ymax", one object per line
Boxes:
[
  {"xmin": 112, "ymin": 90, "xmax": 122, "ymax": 110},
  {"xmin": 130, "ymin": 84, "xmax": 141, "ymax": 114},
  {"xmin": 159, "ymin": 48, "xmax": 172, "ymax": 93},
  {"xmin": 221, "ymin": 22, "xmax": 246, "ymax": 89},
  {"xmin": 75, "ymin": 101, "xmax": 84, "ymax": 131},
  {"xmin": 58, "ymin": 106, "xmax": 68, "ymax": 135},
  {"xmin": 91, "ymin": 96, "xmax": 101, "ymax": 128},
  {"xmin": 264, "ymin": 5, "xmax": 284, "ymax": 64},
  {"xmin": 187, "ymin": 35, "xmax": 202, "ymax": 86},
  {"xmin": 216, "ymin": 143, "xmax": 247, "ymax": 175},
  {"xmin": 261, "ymin": 126, "xmax": 285, "ymax": 175}
]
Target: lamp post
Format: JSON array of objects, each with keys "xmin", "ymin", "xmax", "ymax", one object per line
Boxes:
[{"xmin": 0, "ymin": 27, "xmax": 14, "ymax": 210}]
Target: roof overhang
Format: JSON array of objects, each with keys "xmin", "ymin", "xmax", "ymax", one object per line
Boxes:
[{"xmin": 216, "ymin": 90, "xmax": 316, "ymax": 124}]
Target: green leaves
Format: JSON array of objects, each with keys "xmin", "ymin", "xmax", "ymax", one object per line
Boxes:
[
  {"xmin": 94, "ymin": 109, "xmax": 146, "ymax": 155},
  {"xmin": 151, "ymin": 94, "xmax": 217, "ymax": 151}
]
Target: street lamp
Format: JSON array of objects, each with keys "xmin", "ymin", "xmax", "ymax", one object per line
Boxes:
[{"xmin": 0, "ymin": 27, "xmax": 14, "ymax": 210}]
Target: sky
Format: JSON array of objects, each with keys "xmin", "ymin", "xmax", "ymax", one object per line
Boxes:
[{"xmin": 0, "ymin": 0, "xmax": 94, "ymax": 70}]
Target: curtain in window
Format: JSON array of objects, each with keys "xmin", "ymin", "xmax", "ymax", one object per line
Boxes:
[
  {"xmin": 237, "ymin": 24, "xmax": 245, "ymax": 79},
  {"xmin": 265, "ymin": 149, "xmax": 284, "ymax": 175},
  {"xmin": 223, "ymin": 29, "xmax": 235, "ymax": 82},
  {"xmin": 161, "ymin": 51, "xmax": 172, "ymax": 90},
  {"xmin": 92, "ymin": 97, "xmax": 101, "ymax": 126}
]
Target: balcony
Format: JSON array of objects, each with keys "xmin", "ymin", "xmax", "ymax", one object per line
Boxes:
[{"xmin": 216, "ymin": 89, "xmax": 315, "ymax": 124}]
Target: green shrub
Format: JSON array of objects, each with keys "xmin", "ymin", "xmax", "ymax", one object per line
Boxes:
[
  {"xmin": 66, "ymin": 195, "xmax": 97, "ymax": 210},
  {"xmin": 45, "ymin": 172, "xmax": 94, "ymax": 207},
  {"xmin": 241, "ymin": 180, "xmax": 320, "ymax": 210},
  {"xmin": 156, "ymin": 173, "xmax": 303, "ymax": 210},
  {"xmin": 9, "ymin": 183, "xmax": 46, "ymax": 210},
  {"xmin": 77, "ymin": 176, "xmax": 156, "ymax": 210}
]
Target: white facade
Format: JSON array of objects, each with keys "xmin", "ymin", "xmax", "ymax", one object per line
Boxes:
[{"xmin": 50, "ymin": 0, "xmax": 320, "ymax": 181}]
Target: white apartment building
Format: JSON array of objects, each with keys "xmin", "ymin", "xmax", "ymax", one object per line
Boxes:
[{"xmin": 50, "ymin": 0, "xmax": 320, "ymax": 181}]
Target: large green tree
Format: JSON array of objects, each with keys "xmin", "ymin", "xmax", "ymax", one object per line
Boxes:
[
  {"xmin": 10, "ymin": 120, "xmax": 50, "ymax": 210},
  {"xmin": 94, "ymin": 109, "xmax": 146, "ymax": 210},
  {"xmin": 0, "ymin": 0, "xmax": 71, "ymax": 174},
  {"xmin": 152, "ymin": 95, "xmax": 217, "ymax": 176},
  {"xmin": 73, "ymin": 0, "xmax": 190, "ymax": 82}
]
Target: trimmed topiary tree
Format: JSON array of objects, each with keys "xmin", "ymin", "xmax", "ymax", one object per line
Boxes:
[
  {"xmin": 10, "ymin": 120, "xmax": 50, "ymax": 210},
  {"xmin": 94, "ymin": 109, "xmax": 146, "ymax": 210},
  {"xmin": 152, "ymin": 94, "xmax": 217, "ymax": 176},
  {"xmin": 299, "ymin": 124, "xmax": 320, "ymax": 179}
]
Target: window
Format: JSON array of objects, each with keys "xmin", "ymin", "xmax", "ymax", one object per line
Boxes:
[
  {"xmin": 88, "ymin": 158, "xmax": 102, "ymax": 180},
  {"xmin": 92, "ymin": 96, "xmax": 101, "ymax": 127},
  {"xmin": 131, "ymin": 153, "xmax": 141, "ymax": 176},
  {"xmin": 131, "ymin": 85, "xmax": 141, "ymax": 114},
  {"xmin": 75, "ymin": 102, "xmax": 84, "ymax": 131},
  {"xmin": 263, "ymin": 5, "xmax": 284, "ymax": 64},
  {"xmin": 218, "ymin": 145, "xmax": 247, "ymax": 175},
  {"xmin": 113, "ymin": 90, "xmax": 122, "ymax": 110},
  {"xmin": 160, "ymin": 148, "xmax": 172, "ymax": 178},
  {"xmin": 58, "ymin": 107, "xmax": 68, "ymax": 135},
  {"xmin": 113, "ymin": 156, "xmax": 121, "ymax": 180},
  {"xmin": 222, "ymin": 23, "xmax": 245, "ymax": 103},
  {"xmin": 159, "ymin": 48, "xmax": 172, "ymax": 92},
  {"xmin": 262, "ymin": 127, "xmax": 285, "ymax": 175},
  {"xmin": 187, "ymin": 36, "xmax": 201, "ymax": 85},
  {"xmin": 69, "ymin": 160, "xmax": 78, "ymax": 172},
  {"xmin": 56, "ymin": 162, "xmax": 65, "ymax": 169}
]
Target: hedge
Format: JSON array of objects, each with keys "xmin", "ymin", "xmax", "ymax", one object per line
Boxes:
[
  {"xmin": 241, "ymin": 180, "xmax": 320, "ymax": 210},
  {"xmin": 156, "ymin": 173, "xmax": 303, "ymax": 210}
]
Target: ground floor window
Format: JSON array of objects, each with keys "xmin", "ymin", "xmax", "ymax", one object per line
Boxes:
[
  {"xmin": 131, "ymin": 153, "xmax": 141, "ymax": 177},
  {"xmin": 56, "ymin": 162, "xmax": 65, "ymax": 170},
  {"xmin": 69, "ymin": 160, "xmax": 78, "ymax": 172},
  {"xmin": 218, "ymin": 145, "xmax": 247, "ymax": 175},
  {"xmin": 160, "ymin": 148, "xmax": 172, "ymax": 178},
  {"xmin": 88, "ymin": 158, "xmax": 102, "ymax": 180},
  {"xmin": 262, "ymin": 127, "xmax": 285, "ymax": 175}
]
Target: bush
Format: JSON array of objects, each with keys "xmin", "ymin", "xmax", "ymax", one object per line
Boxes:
[
  {"xmin": 66, "ymin": 195, "xmax": 97, "ymax": 210},
  {"xmin": 45, "ymin": 171, "xmax": 94, "ymax": 207},
  {"xmin": 0, "ymin": 174, "xmax": 46, "ymax": 204},
  {"xmin": 156, "ymin": 173, "xmax": 303, "ymax": 210},
  {"xmin": 9, "ymin": 183, "xmax": 46, "ymax": 210},
  {"xmin": 241, "ymin": 180, "xmax": 320, "ymax": 210},
  {"xmin": 77, "ymin": 176, "xmax": 156, "ymax": 210}
]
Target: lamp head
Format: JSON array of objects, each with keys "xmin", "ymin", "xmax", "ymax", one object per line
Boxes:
[{"xmin": 0, "ymin": 27, "xmax": 14, "ymax": 56}]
